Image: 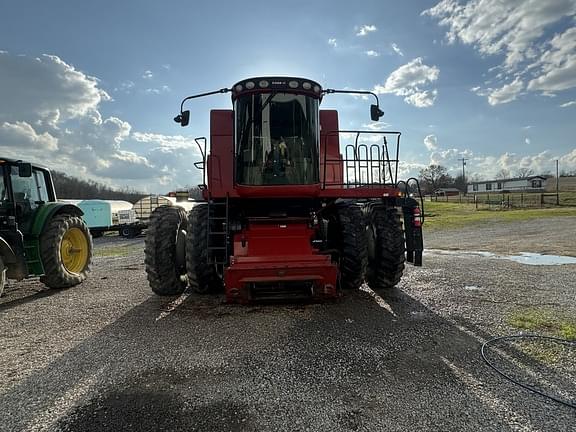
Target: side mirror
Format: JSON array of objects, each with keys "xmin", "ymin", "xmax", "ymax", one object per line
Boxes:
[
  {"xmin": 17, "ymin": 162, "xmax": 32, "ymax": 177},
  {"xmin": 370, "ymin": 104, "xmax": 384, "ymax": 121},
  {"xmin": 174, "ymin": 110, "xmax": 190, "ymax": 127}
]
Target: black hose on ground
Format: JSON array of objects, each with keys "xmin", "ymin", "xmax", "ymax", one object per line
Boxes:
[{"xmin": 481, "ymin": 334, "xmax": 575, "ymax": 409}]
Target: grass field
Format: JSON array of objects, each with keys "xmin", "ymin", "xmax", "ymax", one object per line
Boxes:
[{"xmin": 422, "ymin": 201, "xmax": 576, "ymax": 230}]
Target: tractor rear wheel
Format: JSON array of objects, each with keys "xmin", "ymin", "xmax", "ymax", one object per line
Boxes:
[
  {"xmin": 329, "ymin": 203, "xmax": 367, "ymax": 290},
  {"xmin": 365, "ymin": 206, "xmax": 405, "ymax": 290},
  {"xmin": 186, "ymin": 204, "xmax": 222, "ymax": 294},
  {"xmin": 144, "ymin": 206, "xmax": 188, "ymax": 296},
  {"xmin": 40, "ymin": 214, "xmax": 92, "ymax": 289}
]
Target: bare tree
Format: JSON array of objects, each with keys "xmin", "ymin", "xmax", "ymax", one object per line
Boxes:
[
  {"xmin": 517, "ymin": 167, "xmax": 535, "ymax": 178},
  {"xmin": 418, "ymin": 165, "xmax": 454, "ymax": 193},
  {"xmin": 495, "ymin": 169, "xmax": 510, "ymax": 179}
]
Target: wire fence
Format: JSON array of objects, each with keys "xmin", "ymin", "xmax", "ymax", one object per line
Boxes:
[{"xmin": 427, "ymin": 192, "xmax": 576, "ymax": 209}]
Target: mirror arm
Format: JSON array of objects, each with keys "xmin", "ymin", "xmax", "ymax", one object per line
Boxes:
[
  {"xmin": 179, "ymin": 87, "xmax": 231, "ymax": 113},
  {"xmin": 322, "ymin": 88, "xmax": 384, "ymax": 120},
  {"xmin": 323, "ymin": 88, "xmax": 381, "ymax": 107}
]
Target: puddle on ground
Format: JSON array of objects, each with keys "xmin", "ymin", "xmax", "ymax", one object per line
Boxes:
[{"xmin": 426, "ymin": 249, "xmax": 576, "ymax": 266}]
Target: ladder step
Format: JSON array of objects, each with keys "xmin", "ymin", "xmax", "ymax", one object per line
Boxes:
[
  {"xmin": 208, "ymin": 246, "xmax": 227, "ymax": 250},
  {"xmin": 209, "ymin": 217, "xmax": 227, "ymax": 220},
  {"xmin": 209, "ymin": 232, "xmax": 227, "ymax": 235}
]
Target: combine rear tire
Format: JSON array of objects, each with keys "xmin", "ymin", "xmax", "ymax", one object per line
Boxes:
[
  {"xmin": 145, "ymin": 206, "xmax": 188, "ymax": 296},
  {"xmin": 40, "ymin": 214, "xmax": 92, "ymax": 289},
  {"xmin": 365, "ymin": 206, "xmax": 405, "ymax": 290},
  {"xmin": 329, "ymin": 204, "xmax": 367, "ymax": 290},
  {"xmin": 186, "ymin": 204, "xmax": 222, "ymax": 294}
]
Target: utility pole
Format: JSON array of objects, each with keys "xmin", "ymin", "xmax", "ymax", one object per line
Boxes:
[
  {"xmin": 458, "ymin": 157, "xmax": 468, "ymax": 193},
  {"xmin": 556, "ymin": 159, "xmax": 560, "ymax": 205}
]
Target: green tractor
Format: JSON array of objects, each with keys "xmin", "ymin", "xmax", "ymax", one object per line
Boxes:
[{"xmin": 0, "ymin": 158, "xmax": 92, "ymax": 297}]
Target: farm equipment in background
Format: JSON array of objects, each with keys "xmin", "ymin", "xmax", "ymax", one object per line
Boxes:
[
  {"xmin": 145, "ymin": 77, "xmax": 423, "ymax": 303},
  {"xmin": 0, "ymin": 158, "xmax": 92, "ymax": 296},
  {"xmin": 68, "ymin": 199, "xmax": 142, "ymax": 238}
]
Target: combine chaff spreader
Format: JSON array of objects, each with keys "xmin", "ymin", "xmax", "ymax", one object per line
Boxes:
[{"xmin": 145, "ymin": 77, "xmax": 423, "ymax": 303}]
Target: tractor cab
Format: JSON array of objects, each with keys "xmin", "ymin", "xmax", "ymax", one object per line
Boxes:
[
  {"xmin": 1, "ymin": 160, "xmax": 54, "ymax": 234},
  {"xmin": 0, "ymin": 158, "xmax": 92, "ymax": 296}
]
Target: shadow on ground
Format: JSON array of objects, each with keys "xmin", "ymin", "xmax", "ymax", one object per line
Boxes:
[{"xmin": 1, "ymin": 288, "xmax": 573, "ymax": 431}]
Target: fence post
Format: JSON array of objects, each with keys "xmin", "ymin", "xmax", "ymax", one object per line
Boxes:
[
  {"xmin": 540, "ymin": 193, "xmax": 544, "ymax": 208},
  {"xmin": 475, "ymin": 194, "xmax": 478, "ymax": 209},
  {"xmin": 521, "ymin": 193, "xmax": 524, "ymax": 207}
]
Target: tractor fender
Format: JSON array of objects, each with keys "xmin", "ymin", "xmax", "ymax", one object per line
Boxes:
[
  {"xmin": 0, "ymin": 236, "xmax": 28, "ymax": 280},
  {"xmin": 0, "ymin": 237, "xmax": 17, "ymax": 264},
  {"xmin": 29, "ymin": 203, "xmax": 84, "ymax": 237}
]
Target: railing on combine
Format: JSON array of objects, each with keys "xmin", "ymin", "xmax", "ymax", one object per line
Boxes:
[{"xmin": 321, "ymin": 130, "xmax": 401, "ymax": 189}]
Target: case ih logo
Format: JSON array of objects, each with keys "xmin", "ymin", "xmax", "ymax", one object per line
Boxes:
[{"xmin": 271, "ymin": 81, "xmax": 285, "ymax": 85}]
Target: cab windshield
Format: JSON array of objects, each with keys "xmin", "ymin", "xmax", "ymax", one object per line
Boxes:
[{"xmin": 235, "ymin": 93, "xmax": 319, "ymax": 185}]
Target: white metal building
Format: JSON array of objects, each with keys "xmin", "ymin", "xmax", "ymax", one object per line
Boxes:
[{"xmin": 467, "ymin": 176, "xmax": 547, "ymax": 193}]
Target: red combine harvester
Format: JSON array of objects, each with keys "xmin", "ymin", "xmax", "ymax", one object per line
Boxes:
[{"xmin": 144, "ymin": 77, "xmax": 423, "ymax": 303}]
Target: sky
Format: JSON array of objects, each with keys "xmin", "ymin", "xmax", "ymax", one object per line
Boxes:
[{"xmin": 1, "ymin": 0, "xmax": 575, "ymax": 193}]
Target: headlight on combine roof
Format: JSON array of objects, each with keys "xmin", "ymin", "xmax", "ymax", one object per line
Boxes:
[
  {"xmin": 235, "ymin": 84, "xmax": 243, "ymax": 92},
  {"xmin": 314, "ymin": 85, "xmax": 321, "ymax": 93},
  {"xmin": 245, "ymin": 81, "xmax": 255, "ymax": 89},
  {"xmin": 302, "ymin": 82, "xmax": 312, "ymax": 90},
  {"xmin": 288, "ymin": 80, "xmax": 299, "ymax": 89},
  {"xmin": 259, "ymin": 80, "xmax": 269, "ymax": 88}
]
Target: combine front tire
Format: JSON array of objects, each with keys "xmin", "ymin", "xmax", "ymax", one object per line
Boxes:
[
  {"xmin": 186, "ymin": 204, "xmax": 222, "ymax": 294},
  {"xmin": 144, "ymin": 206, "xmax": 188, "ymax": 296},
  {"xmin": 40, "ymin": 214, "xmax": 92, "ymax": 289},
  {"xmin": 365, "ymin": 206, "xmax": 405, "ymax": 290},
  {"xmin": 329, "ymin": 204, "xmax": 367, "ymax": 290}
]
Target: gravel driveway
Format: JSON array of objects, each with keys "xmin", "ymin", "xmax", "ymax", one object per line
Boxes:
[{"xmin": 0, "ymin": 220, "xmax": 574, "ymax": 431}]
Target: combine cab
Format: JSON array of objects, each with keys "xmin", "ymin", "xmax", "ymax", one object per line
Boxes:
[{"xmin": 145, "ymin": 77, "xmax": 423, "ymax": 303}]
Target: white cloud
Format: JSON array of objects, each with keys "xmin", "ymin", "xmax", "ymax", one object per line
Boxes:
[
  {"xmin": 0, "ymin": 52, "xmax": 201, "ymax": 192},
  {"xmin": 423, "ymin": 0, "xmax": 576, "ymax": 104},
  {"xmin": 0, "ymin": 52, "xmax": 109, "ymax": 123},
  {"xmin": 356, "ymin": 25, "xmax": 377, "ymax": 36},
  {"xmin": 525, "ymin": 138, "xmax": 531, "ymax": 145},
  {"xmin": 365, "ymin": 50, "xmax": 380, "ymax": 57},
  {"xmin": 360, "ymin": 122, "xmax": 392, "ymax": 131},
  {"xmin": 560, "ymin": 100, "xmax": 576, "ymax": 108},
  {"xmin": 0, "ymin": 121, "xmax": 59, "ymax": 151},
  {"xmin": 429, "ymin": 148, "xmax": 473, "ymax": 168},
  {"xmin": 145, "ymin": 85, "xmax": 171, "ymax": 95},
  {"xmin": 471, "ymin": 151, "xmax": 558, "ymax": 178},
  {"xmin": 374, "ymin": 57, "xmax": 440, "ymax": 107},
  {"xmin": 404, "ymin": 90, "xmax": 438, "ymax": 108},
  {"xmin": 142, "ymin": 70, "xmax": 153, "ymax": 79},
  {"xmin": 560, "ymin": 148, "xmax": 576, "ymax": 169},
  {"xmin": 391, "ymin": 43, "xmax": 404, "ymax": 56},
  {"xmin": 328, "ymin": 38, "xmax": 337, "ymax": 48},
  {"xmin": 424, "ymin": 134, "xmax": 438, "ymax": 151},
  {"xmin": 527, "ymin": 27, "xmax": 576, "ymax": 93},
  {"xmin": 487, "ymin": 77, "xmax": 524, "ymax": 105}
]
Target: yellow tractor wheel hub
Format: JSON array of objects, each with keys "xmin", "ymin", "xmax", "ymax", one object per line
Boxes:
[{"xmin": 60, "ymin": 228, "xmax": 89, "ymax": 273}]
